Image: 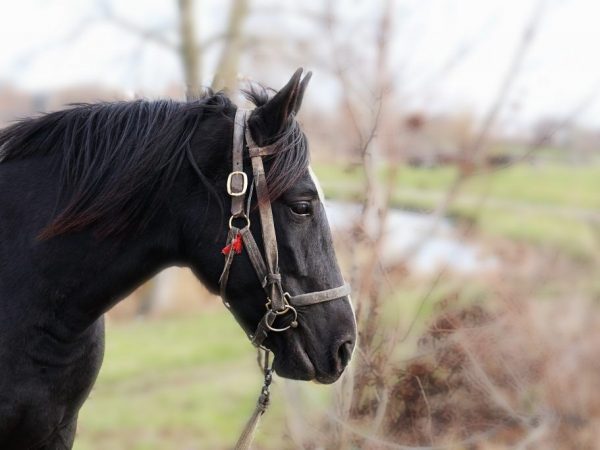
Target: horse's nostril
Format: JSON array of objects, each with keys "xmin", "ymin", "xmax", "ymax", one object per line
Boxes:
[{"xmin": 337, "ymin": 339, "xmax": 354, "ymax": 368}]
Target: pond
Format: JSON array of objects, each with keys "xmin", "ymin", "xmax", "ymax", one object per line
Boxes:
[{"xmin": 325, "ymin": 201, "xmax": 497, "ymax": 274}]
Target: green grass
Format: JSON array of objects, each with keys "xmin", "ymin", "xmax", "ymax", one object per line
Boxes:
[
  {"xmin": 75, "ymin": 312, "xmax": 290, "ymax": 450},
  {"xmin": 74, "ymin": 292, "xmax": 463, "ymax": 450},
  {"xmin": 313, "ymin": 163, "xmax": 599, "ymax": 210},
  {"xmin": 313, "ymin": 163, "xmax": 600, "ymax": 259}
]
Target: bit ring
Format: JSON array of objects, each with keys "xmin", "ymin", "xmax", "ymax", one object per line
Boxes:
[{"xmin": 266, "ymin": 304, "xmax": 298, "ymax": 332}]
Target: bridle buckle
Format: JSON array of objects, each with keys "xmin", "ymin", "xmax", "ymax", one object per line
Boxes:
[
  {"xmin": 226, "ymin": 171, "xmax": 248, "ymax": 197},
  {"xmin": 265, "ymin": 291, "xmax": 289, "ymax": 311}
]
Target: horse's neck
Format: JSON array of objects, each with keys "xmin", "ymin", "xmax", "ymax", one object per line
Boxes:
[
  {"xmin": 2, "ymin": 131, "xmax": 218, "ymax": 338},
  {"xmin": 14, "ymin": 158, "xmax": 184, "ymax": 337},
  {"xmin": 52, "ymin": 227, "xmax": 179, "ymax": 336}
]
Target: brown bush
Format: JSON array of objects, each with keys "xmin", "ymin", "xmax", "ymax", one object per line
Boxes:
[{"xmin": 344, "ymin": 297, "xmax": 600, "ymax": 449}]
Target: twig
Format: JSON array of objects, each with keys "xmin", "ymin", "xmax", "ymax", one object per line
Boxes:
[
  {"xmin": 468, "ymin": 0, "xmax": 548, "ymax": 164},
  {"xmin": 326, "ymin": 411, "xmax": 503, "ymax": 450},
  {"xmin": 99, "ymin": 0, "xmax": 177, "ymax": 49},
  {"xmin": 395, "ymin": 269, "xmax": 446, "ymax": 345},
  {"xmin": 371, "ymin": 386, "xmax": 390, "ymax": 435},
  {"xmin": 415, "ymin": 376, "xmax": 434, "ymax": 447}
]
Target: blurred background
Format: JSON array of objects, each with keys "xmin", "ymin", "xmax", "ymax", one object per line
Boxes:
[{"xmin": 1, "ymin": 0, "xmax": 599, "ymax": 448}]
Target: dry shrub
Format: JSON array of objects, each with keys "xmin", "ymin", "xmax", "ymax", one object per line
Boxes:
[{"xmin": 346, "ymin": 295, "xmax": 600, "ymax": 450}]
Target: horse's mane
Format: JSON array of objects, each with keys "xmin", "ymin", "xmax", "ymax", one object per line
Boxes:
[{"xmin": 0, "ymin": 85, "xmax": 308, "ymax": 239}]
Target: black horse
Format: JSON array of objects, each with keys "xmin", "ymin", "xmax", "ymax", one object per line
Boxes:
[{"xmin": 0, "ymin": 70, "xmax": 356, "ymax": 449}]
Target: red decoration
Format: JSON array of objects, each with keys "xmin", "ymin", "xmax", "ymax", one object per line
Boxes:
[{"xmin": 222, "ymin": 233, "xmax": 243, "ymax": 255}]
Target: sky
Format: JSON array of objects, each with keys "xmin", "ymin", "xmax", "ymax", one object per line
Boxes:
[{"xmin": 0, "ymin": 0, "xmax": 599, "ymax": 127}]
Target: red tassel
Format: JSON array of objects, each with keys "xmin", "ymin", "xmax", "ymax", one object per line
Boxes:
[
  {"xmin": 222, "ymin": 233, "xmax": 243, "ymax": 255},
  {"xmin": 232, "ymin": 233, "xmax": 243, "ymax": 254}
]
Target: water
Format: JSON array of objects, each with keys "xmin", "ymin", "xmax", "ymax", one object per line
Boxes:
[{"xmin": 324, "ymin": 201, "xmax": 497, "ymax": 274}]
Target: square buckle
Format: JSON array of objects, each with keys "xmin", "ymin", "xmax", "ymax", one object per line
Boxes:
[{"xmin": 226, "ymin": 171, "xmax": 248, "ymax": 197}]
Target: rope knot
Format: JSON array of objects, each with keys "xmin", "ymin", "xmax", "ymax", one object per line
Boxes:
[{"xmin": 262, "ymin": 273, "xmax": 282, "ymax": 287}]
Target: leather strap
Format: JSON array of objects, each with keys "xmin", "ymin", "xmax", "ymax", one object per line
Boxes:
[
  {"xmin": 239, "ymin": 227, "xmax": 269, "ymax": 287},
  {"xmin": 245, "ymin": 126, "xmax": 286, "ymax": 313},
  {"xmin": 251, "ymin": 311, "xmax": 277, "ymax": 347},
  {"xmin": 288, "ymin": 283, "xmax": 352, "ymax": 307},
  {"xmin": 248, "ymin": 145, "xmax": 277, "ymax": 157},
  {"xmin": 218, "ymin": 227, "xmax": 240, "ymax": 307},
  {"xmin": 230, "ymin": 109, "xmax": 248, "ymax": 217}
]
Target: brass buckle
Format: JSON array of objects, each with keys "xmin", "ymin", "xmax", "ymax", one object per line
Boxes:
[{"xmin": 226, "ymin": 171, "xmax": 248, "ymax": 197}]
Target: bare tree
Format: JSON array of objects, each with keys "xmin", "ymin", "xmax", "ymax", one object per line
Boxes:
[
  {"xmin": 100, "ymin": 0, "xmax": 251, "ymax": 98},
  {"xmin": 211, "ymin": 0, "xmax": 249, "ymax": 91},
  {"xmin": 263, "ymin": 0, "xmax": 563, "ymax": 448},
  {"xmin": 178, "ymin": 0, "xmax": 202, "ymax": 99}
]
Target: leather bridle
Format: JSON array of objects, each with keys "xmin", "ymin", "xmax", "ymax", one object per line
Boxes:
[
  {"xmin": 218, "ymin": 108, "xmax": 351, "ymax": 349},
  {"xmin": 202, "ymin": 107, "xmax": 353, "ymax": 450}
]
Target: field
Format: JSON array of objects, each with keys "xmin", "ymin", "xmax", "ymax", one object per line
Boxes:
[
  {"xmin": 75, "ymin": 312, "xmax": 291, "ymax": 450},
  {"xmin": 313, "ymin": 162, "xmax": 600, "ymax": 259}
]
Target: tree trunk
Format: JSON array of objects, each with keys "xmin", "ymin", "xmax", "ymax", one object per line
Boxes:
[
  {"xmin": 211, "ymin": 0, "xmax": 249, "ymax": 92},
  {"xmin": 178, "ymin": 0, "xmax": 201, "ymax": 99}
]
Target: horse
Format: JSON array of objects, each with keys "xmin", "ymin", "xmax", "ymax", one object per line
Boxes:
[{"xmin": 0, "ymin": 68, "xmax": 356, "ymax": 449}]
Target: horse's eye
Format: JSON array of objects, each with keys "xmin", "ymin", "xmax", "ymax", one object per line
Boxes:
[{"xmin": 290, "ymin": 201, "xmax": 312, "ymax": 216}]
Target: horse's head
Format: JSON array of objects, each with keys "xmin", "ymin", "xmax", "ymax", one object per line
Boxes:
[{"xmin": 186, "ymin": 70, "xmax": 356, "ymax": 384}]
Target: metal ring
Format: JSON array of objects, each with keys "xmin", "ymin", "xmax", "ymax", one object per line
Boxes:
[
  {"xmin": 229, "ymin": 214, "xmax": 250, "ymax": 230},
  {"xmin": 265, "ymin": 305, "xmax": 298, "ymax": 332}
]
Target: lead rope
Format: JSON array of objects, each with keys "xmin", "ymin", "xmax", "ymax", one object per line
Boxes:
[{"xmin": 234, "ymin": 348, "xmax": 273, "ymax": 450}]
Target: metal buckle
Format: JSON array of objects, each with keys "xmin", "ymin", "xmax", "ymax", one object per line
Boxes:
[
  {"xmin": 227, "ymin": 171, "xmax": 248, "ymax": 197},
  {"xmin": 265, "ymin": 291, "xmax": 288, "ymax": 311}
]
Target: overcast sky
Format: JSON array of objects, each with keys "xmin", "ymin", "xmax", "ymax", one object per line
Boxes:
[{"xmin": 0, "ymin": 0, "xmax": 599, "ymax": 127}]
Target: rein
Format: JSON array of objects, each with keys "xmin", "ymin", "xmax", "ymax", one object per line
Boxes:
[{"xmin": 216, "ymin": 108, "xmax": 350, "ymax": 449}]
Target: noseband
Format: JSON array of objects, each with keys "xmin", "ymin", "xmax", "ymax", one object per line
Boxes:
[{"xmin": 218, "ymin": 108, "xmax": 351, "ymax": 348}]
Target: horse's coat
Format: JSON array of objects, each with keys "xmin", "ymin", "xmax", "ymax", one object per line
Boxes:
[{"xmin": 0, "ymin": 70, "xmax": 355, "ymax": 449}]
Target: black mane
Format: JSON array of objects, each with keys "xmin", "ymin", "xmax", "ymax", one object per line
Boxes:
[
  {"xmin": 0, "ymin": 86, "xmax": 309, "ymax": 239},
  {"xmin": 0, "ymin": 93, "xmax": 231, "ymax": 238}
]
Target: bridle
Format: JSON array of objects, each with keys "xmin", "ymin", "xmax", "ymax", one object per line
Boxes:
[
  {"xmin": 218, "ymin": 108, "xmax": 350, "ymax": 348},
  {"xmin": 216, "ymin": 107, "xmax": 351, "ymax": 449}
]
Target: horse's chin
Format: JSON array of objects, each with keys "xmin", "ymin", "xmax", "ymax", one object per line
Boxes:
[
  {"xmin": 270, "ymin": 337, "xmax": 344, "ymax": 384},
  {"xmin": 272, "ymin": 339, "xmax": 316, "ymax": 381}
]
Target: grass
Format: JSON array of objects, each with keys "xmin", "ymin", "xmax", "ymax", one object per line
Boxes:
[
  {"xmin": 74, "ymin": 292, "xmax": 454, "ymax": 450},
  {"xmin": 314, "ymin": 163, "xmax": 599, "ymax": 210},
  {"xmin": 313, "ymin": 162, "xmax": 600, "ymax": 259},
  {"xmin": 75, "ymin": 312, "xmax": 290, "ymax": 450}
]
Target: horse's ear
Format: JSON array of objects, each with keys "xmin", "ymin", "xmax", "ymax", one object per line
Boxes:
[
  {"xmin": 293, "ymin": 71, "xmax": 312, "ymax": 115},
  {"xmin": 248, "ymin": 68, "xmax": 304, "ymax": 146}
]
